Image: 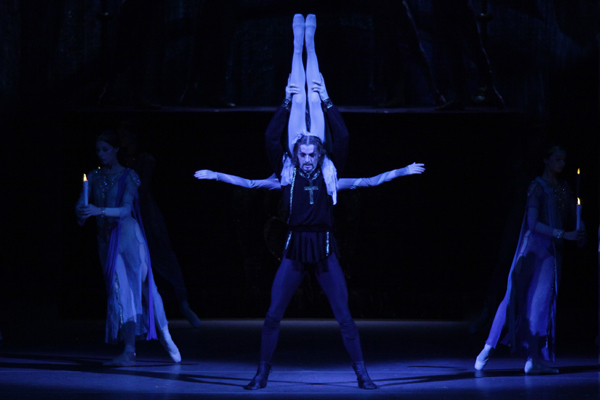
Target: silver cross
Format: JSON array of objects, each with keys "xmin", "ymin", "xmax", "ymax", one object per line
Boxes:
[{"xmin": 304, "ymin": 183, "xmax": 318, "ymax": 205}]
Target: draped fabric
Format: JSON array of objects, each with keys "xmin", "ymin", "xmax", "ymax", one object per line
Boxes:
[
  {"xmin": 77, "ymin": 168, "xmax": 164, "ymax": 344},
  {"xmin": 487, "ymin": 177, "xmax": 574, "ymax": 361}
]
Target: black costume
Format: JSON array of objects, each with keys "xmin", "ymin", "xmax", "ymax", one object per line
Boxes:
[{"xmin": 257, "ymin": 101, "xmax": 364, "ymax": 363}]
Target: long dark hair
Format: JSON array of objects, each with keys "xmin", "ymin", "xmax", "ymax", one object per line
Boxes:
[
  {"xmin": 543, "ymin": 144, "xmax": 566, "ymax": 160},
  {"xmin": 291, "ymin": 134, "xmax": 327, "ymax": 167},
  {"xmin": 96, "ymin": 129, "xmax": 120, "ymax": 149}
]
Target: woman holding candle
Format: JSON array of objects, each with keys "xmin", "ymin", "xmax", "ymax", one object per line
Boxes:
[
  {"xmin": 474, "ymin": 145, "xmax": 585, "ymax": 374},
  {"xmin": 76, "ymin": 130, "xmax": 181, "ymax": 367}
]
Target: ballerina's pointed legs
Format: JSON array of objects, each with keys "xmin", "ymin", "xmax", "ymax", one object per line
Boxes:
[
  {"xmin": 288, "ymin": 14, "xmax": 307, "ymax": 151},
  {"xmin": 304, "ymin": 14, "xmax": 325, "ymax": 141}
]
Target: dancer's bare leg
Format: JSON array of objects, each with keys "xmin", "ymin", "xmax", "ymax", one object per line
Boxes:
[
  {"xmin": 304, "ymin": 14, "xmax": 325, "ymax": 142},
  {"xmin": 288, "ymin": 14, "xmax": 307, "ymax": 152},
  {"xmin": 104, "ymin": 255, "xmax": 136, "ymax": 367}
]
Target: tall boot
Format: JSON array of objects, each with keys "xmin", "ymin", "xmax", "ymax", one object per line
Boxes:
[
  {"xmin": 351, "ymin": 361, "xmax": 377, "ymax": 389},
  {"xmin": 243, "ymin": 362, "xmax": 272, "ymax": 390}
]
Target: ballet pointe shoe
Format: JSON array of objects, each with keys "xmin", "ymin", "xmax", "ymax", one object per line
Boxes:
[
  {"xmin": 243, "ymin": 361, "xmax": 272, "ymax": 390},
  {"xmin": 292, "ymin": 14, "xmax": 304, "ymax": 51},
  {"xmin": 305, "ymin": 14, "xmax": 317, "ymax": 29},
  {"xmin": 103, "ymin": 350, "xmax": 136, "ymax": 367},
  {"xmin": 474, "ymin": 344, "xmax": 493, "ymax": 371},
  {"xmin": 524, "ymin": 358, "xmax": 559, "ymax": 375},
  {"xmin": 305, "ymin": 14, "xmax": 317, "ymax": 49},
  {"xmin": 351, "ymin": 361, "xmax": 378, "ymax": 389},
  {"xmin": 180, "ymin": 300, "xmax": 201, "ymax": 328},
  {"xmin": 293, "ymin": 13, "xmax": 305, "ymax": 27},
  {"xmin": 159, "ymin": 326, "xmax": 181, "ymax": 363}
]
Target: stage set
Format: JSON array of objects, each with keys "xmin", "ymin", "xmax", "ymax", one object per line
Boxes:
[
  {"xmin": 0, "ymin": 319, "xmax": 598, "ymax": 399},
  {"xmin": 1, "ymin": 1, "xmax": 598, "ymax": 399}
]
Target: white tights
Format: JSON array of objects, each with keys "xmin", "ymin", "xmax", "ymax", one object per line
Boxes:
[{"xmin": 288, "ymin": 14, "xmax": 325, "ymax": 152}]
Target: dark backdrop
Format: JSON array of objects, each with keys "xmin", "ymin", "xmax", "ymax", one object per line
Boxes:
[{"xmin": 0, "ymin": 1, "xmax": 597, "ymax": 342}]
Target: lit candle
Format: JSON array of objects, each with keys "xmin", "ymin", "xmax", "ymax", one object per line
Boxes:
[
  {"xmin": 576, "ymin": 197, "xmax": 581, "ymax": 230},
  {"xmin": 576, "ymin": 168, "xmax": 580, "ymax": 198},
  {"xmin": 83, "ymin": 174, "xmax": 89, "ymax": 206}
]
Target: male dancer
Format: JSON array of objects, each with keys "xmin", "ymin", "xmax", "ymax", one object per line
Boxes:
[
  {"xmin": 196, "ymin": 14, "xmax": 425, "ymax": 390},
  {"xmin": 243, "ymin": 14, "xmax": 374, "ymax": 390}
]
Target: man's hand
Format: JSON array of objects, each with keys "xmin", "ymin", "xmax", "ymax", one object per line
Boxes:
[
  {"xmin": 311, "ymin": 73, "xmax": 329, "ymax": 101},
  {"xmin": 286, "ymin": 75, "xmax": 300, "ymax": 100},
  {"xmin": 195, "ymin": 170, "xmax": 217, "ymax": 180}
]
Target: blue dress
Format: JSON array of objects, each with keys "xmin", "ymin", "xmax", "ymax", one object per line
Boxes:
[
  {"xmin": 485, "ymin": 177, "xmax": 576, "ymax": 361},
  {"xmin": 77, "ymin": 168, "xmax": 168, "ymax": 344}
]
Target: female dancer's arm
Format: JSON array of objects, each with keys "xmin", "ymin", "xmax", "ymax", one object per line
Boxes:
[
  {"xmin": 79, "ymin": 172, "xmax": 139, "ymax": 219},
  {"xmin": 195, "ymin": 169, "xmax": 281, "ymax": 190},
  {"xmin": 526, "ymin": 182, "xmax": 583, "ymax": 241},
  {"xmin": 338, "ymin": 163, "xmax": 425, "ymax": 190}
]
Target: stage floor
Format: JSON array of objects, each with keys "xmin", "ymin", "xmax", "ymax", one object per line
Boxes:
[{"xmin": 0, "ymin": 318, "xmax": 597, "ymax": 399}]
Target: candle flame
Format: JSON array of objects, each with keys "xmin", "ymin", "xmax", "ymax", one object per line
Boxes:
[
  {"xmin": 577, "ymin": 197, "xmax": 580, "ymax": 205},
  {"xmin": 577, "ymin": 168, "xmax": 580, "ymax": 175},
  {"xmin": 83, "ymin": 173, "xmax": 88, "ymax": 182}
]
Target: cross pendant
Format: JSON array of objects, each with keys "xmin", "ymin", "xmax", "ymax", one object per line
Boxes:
[{"xmin": 304, "ymin": 182, "xmax": 318, "ymax": 205}]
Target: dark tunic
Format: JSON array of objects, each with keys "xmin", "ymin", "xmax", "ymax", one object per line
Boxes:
[
  {"xmin": 258, "ymin": 100, "xmax": 364, "ymax": 365},
  {"xmin": 282, "ymin": 168, "xmax": 338, "ymax": 264}
]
